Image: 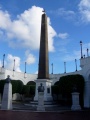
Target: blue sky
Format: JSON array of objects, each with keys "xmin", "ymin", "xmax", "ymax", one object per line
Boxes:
[{"xmin": 0, "ymin": 0, "xmax": 90, "ymax": 74}]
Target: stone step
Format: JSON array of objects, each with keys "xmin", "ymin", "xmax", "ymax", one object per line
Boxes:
[
  {"xmin": 30, "ymin": 101, "xmax": 56, "ymax": 105},
  {"xmin": 24, "ymin": 101, "xmax": 58, "ymax": 107}
]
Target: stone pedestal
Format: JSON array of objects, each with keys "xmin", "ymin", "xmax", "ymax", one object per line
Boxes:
[
  {"xmin": 37, "ymin": 92, "xmax": 45, "ymax": 111},
  {"xmin": 71, "ymin": 92, "xmax": 81, "ymax": 110},
  {"xmin": 34, "ymin": 79, "xmax": 52, "ymax": 101},
  {"xmin": 1, "ymin": 83, "xmax": 12, "ymax": 110}
]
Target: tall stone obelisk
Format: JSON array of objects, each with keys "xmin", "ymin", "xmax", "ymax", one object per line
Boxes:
[
  {"xmin": 38, "ymin": 10, "xmax": 49, "ymax": 79},
  {"xmin": 34, "ymin": 11, "xmax": 52, "ymax": 101}
]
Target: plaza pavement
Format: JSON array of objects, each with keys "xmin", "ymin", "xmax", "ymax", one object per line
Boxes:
[
  {"xmin": 0, "ymin": 102, "xmax": 90, "ymax": 120},
  {"xmin": 0, "ymin": 110, "xmax": 90, "ymax": 120}
]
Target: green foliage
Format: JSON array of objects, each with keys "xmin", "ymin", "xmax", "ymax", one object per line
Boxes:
[
  {"xmin": 27, "ymin": 81, "xmax": 36, "ymax": 86},
  {"xmin": 0, "ymin": 80, "xmax": 5, "ymax": 94},
  {"xmin": 54, "ymin": 81, "xmax": 59, "ymax": 86},
  {"xmin": 58, "ymin": 74, "xmax": 85, "ymax": 106},
  {"xmin": 0, "ymin": 79, "xmax": 24, "ymax": 94},
  {"xmin": 22, "ymin": 85, "xmax": 30, "ymax": 97},
  {"xmin": 21, "ymin": 85, "xmax": 35, "ymax": 97},
  {"xmin": 51, "ymin": 74, "xmax": 85, "ymax": 106},
  {"xmin": 51, "ymin": 85, "xmax": 59, "ymax": 95},
  {"xmin": 30, "ymin": 85, "xmax": 35, "ymax": 96},
  {"xmin": 16, "ymin": 80, "xmax": 24, "ymax": 94},
  {"xmin": 11, "ymin": 80, "xmax": 18, "ymax": 94},
  {"xmin": 59, "ymin": 74, "xmax": 85, "ymax": 95}
]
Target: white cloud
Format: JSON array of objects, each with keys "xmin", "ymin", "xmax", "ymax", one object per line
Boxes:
[
  {"xmin": 25, "ymin": 50, "xmax": 36, "ymax": 65},
  {"xmin": 35, "ymin": 70, "xmax": 38, "ymax": 74},
  {"xmin": 5, "ymin": 54, "xmax": 21, "ymax": 72},
  {"xmin": 58, "ymin": 33, "xmax": 69, "ymax": 39},
  {"xmin": 62, "ymin": 42, "xmax": 90, "ymax": 61},
  {"xmin": 50, "ymin": 8, "xmax": 76, "ymax": 20},
  {"xmin": 78, "ymin": 0, "xmax": 90, "ymax": 23},
  {"xmin": 0, "ymin": 6, "xmax": 56, "ymax": 52},
  {"xmin": 57, "ymin": 8, "xmax": 75, "ymax": 16}
]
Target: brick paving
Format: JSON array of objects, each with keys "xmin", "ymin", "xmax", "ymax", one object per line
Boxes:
[{"xmin": 0, "ymin": 110, "xmax": 90, "ymax": 120}]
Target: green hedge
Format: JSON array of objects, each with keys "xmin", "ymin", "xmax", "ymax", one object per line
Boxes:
[
  {"xmin": 51, "ymin": 85, "xmax": 59, "ymax": 95},
  {"xmin": 59, "ymin": 74, "xmax": 85, "ymax": 95},
  {"xmin": 0, "ymin": 79, "xmax": 24, "ymax": 94},
  {"xmin": 0, "ymin": 79, "xmax": 35, "ymax": 98},
  {"xmin": 21, "ymin": 85, "xmax": 35, "ymax": 97},
  {"xmin": 22, "ymin": 85, "xmax": 30, "ymax": 97},
  {"xmin": 30, "ymin": 85, "xmax": 35, "ymax": 96},
  {"xmin": 27, "ymin": 81, "xmax": 36, "ymax": 85},
  {"xmin": 52, "ymin": 74, "xmax": 85, "ymax": 106},
  {"xmin": 0, "ymin": 80, "xmax": 5, "ymax": 94}
]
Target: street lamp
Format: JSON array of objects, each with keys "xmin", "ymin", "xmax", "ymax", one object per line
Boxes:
[
  {"xmin": 64, "ymin": 62, "xmax": 66, "ymax": 73},
  {"xmin": 80, "ymin": 41, "xmax": 83, "ymax": 58},
  {"xmin": 25, "ymin": 62, "xmax": 26, "ymax": 73},
  {"xmin": 51, "ymin": 63, "xmax": 53, "ymax": 74},
  {"xmin": 2, "ymin": 54, "xmax": 5, "ymax": 68},
  {"xmin": 13, "ymin": 59, "xmax": 15, "ymax": 71},
  {"xmin": 75, "ymin": 59, "xmax": 77, "ymax": 71},
  {"xmin": 87, "ymin": 48, "xmax": 89, "ymax": 57}
]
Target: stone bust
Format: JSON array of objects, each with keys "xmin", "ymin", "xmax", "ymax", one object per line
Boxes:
[
  {"xmin": 38, "ymin": 83, "xmax": 44, "ymax": 92},
  {"xmin": 6, "ymin": 75, "xmax": 11, "ymax": 83}
]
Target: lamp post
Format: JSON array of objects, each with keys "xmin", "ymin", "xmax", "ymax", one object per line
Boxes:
[
  {"xmin": 64, "ymin": 62, "xmax": 66, "ymax": 73},
  {"xmin": 51, "ymin": 63, "xmax": 53, "ymax": 74},
  {"xmin": 2, "ymin": 54, "xmax": 5, "ymax": 68},
  {"xmin": 75, "ymin": 59, "xmax": 77, "ymax": 71},
  {"xmin": 25, "ymin": 62, "xmax": 26, "ymax": 73},
  {"xmin": 87, "ymin": 48, "xmax": 89, "ymax": 57},
  {"xmin": 13, "ymin": 59, "xmax": 15, "ymax": 71},
  {"xmin": 80, "ymin": 41, "xmax": 83, "ymax": 58}
]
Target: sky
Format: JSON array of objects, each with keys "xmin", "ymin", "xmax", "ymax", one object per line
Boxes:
[{"xmin": 0, "ymin": 0, "xmax": 90, "ymax": 74}]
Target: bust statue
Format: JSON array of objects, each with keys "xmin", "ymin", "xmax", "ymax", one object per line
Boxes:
[
  {"xmin": 6, "ymin": 75, "xmax": 11, "ymax": 83},
  {"xmin": 38, "ymin": 83, "xmax": 44, "ymax": 92}
]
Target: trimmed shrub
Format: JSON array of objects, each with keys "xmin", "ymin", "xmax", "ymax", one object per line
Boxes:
[
  {"xmin": 54, "ymin": 81, "xmax": 59, "ymax": 86},
  {"xmin": 27, "ymin": 81, "xmax": 36, "ymax": 86},
  {"xmin": 59, "ymin": 74, "xmax": 85, "ymax": 106},
  {"xmin": 51, "ymin": 85, "xmax": 59, "ymax": 101},
  {"xmin": 22, "ymin": 85, "xmax": 30, "ymax": 97},
  {"xmin": 51, "ymin": 85, "xmax": 59, "ymax": 95},
  {"xmin": 16, "ymin": 80, "xmax": 24, "ymax": 94},
  {"xmin": 0, "ymin": 79, "xmax": 24, "ymax": 95},
  {"xmin": 30, "ymin": 85, "xmax": 35, "ymax": 96},
  {"xmin": 0, "ymin": 80, "xmax": 5, "ymax": 95}
]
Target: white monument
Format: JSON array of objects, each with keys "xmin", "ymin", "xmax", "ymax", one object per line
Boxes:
[
  {"xmin": 37, "ymin": 83, "xmax": 45, "ymax": 111},
  {"xmin": 1, "ymin": 75, "xmax": 12, "ymax": 110},
  {"xmin": 71, "ymin": 92, "xmax": 81, "ymax": 110}
]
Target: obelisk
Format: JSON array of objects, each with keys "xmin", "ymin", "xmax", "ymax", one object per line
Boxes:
[
  {"xmin": 34, "ymin": 10, "xmax": 52, "ymax": 101},
  {"xmin": 38, "ymin": 10, "xmax": 49, "ymax": 79}
]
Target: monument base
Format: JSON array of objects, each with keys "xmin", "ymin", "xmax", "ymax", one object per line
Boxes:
[
  {"xmin": 34, "ymin": 79, "xmax": 52, "ymax": 101},
  {"xmin": 71, "ymin": 105, "xmax": 81, "ymax": 110},
  {"xmin": 1, "ymin": 83, "xmax": 12, "ymax": 110},
  {"xmin": 71, "ymin": 92, "xmax": 81, "ymax": 110},
  {"xmin": 37, "ymin": 92, "xmax": 45, "ymax": 111}
]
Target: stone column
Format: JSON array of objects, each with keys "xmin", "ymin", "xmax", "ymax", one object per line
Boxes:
[
  {"xmin": 1, "ymin": 75, "xmax": 12, "ymax": 110},
  {"xmin": 38, "ymin": 11, "xmax": 49, "ymax": 79}
]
